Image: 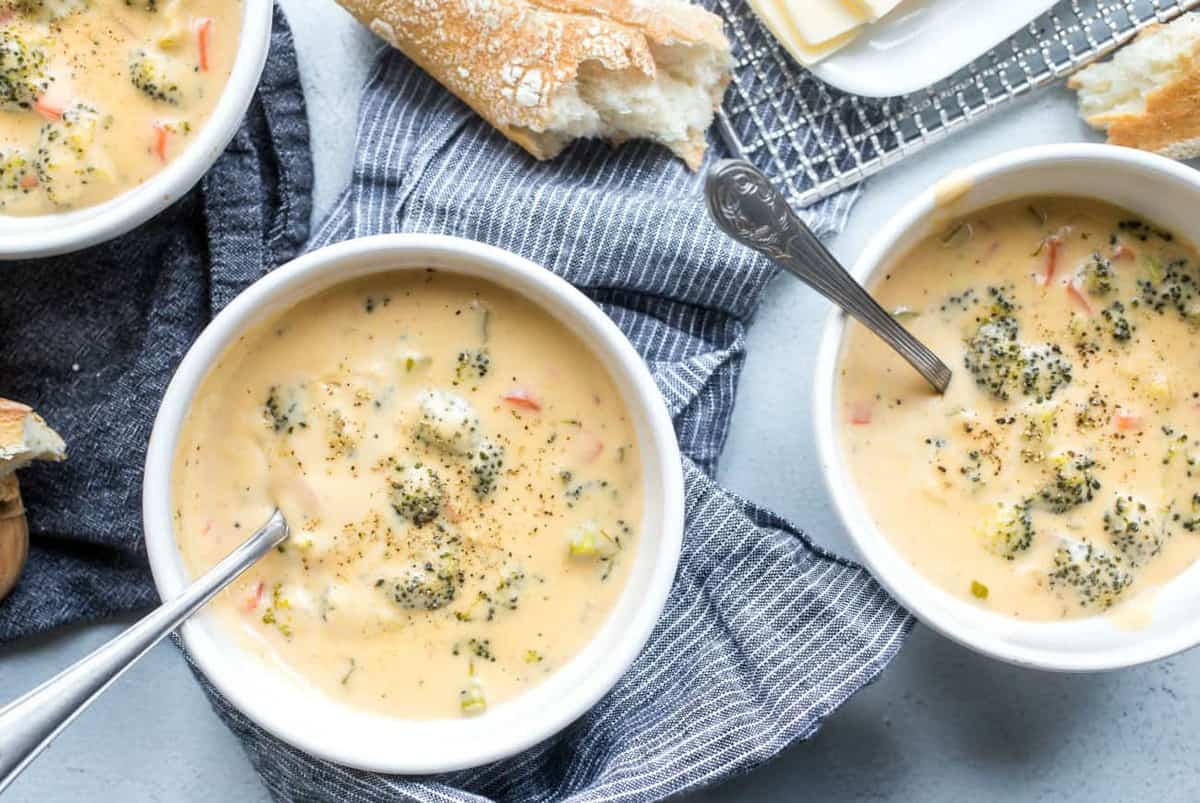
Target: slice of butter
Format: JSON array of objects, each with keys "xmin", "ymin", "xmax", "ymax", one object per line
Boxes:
[
  {"xmin": 748, "ymin": 0, "xmax": 859, "ymax": 66},
  {"xmin": 851, "ymin": 0, "xmax": 905, "ymax": 20},
  {"xmin": 782, "ymin": 0, "xmax": 869, "ymax": 46}
]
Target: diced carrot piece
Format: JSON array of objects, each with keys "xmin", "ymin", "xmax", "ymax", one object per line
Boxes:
[
  {"xmin": 580, "ymin": 432, "xmax": 604, "ymax": 463},
  {"xmin": 19, "ymin": 173, "xmax": 37, "ymax": 189},
  {"xmin": 243, "ymin": 581, "xmax": 265, "ymax": 612},
  {"xmin": 153, "ymin": 122, "xmax": 170, "ymax": 162},
  {"xmin": 502, "ymin": 389, "xmax": 541, "ymax": 412},
  {"xmin": 849, "ymin": 401, "xmax": 873, "ymax": 426},
  {"xmin": 196, "ymin": 17, "xmax": 213, "ymax": 72},
  {"xmin": 34, "ymin": 97, "xmax": 63, "ymax": 121},
  {"xmin": 1114, "ymin": 409, "xmax": 1141, "ymax": 431},
  {"xmin": 1042, "ymin": 235, "xmax": 1062, "ymax": 283},
  {"xmin": 1066, "ymin": 282, "xmax": 1093, "ymax": 315}
]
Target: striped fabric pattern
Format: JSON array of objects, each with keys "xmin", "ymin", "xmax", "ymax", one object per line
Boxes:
[{"xmin": 193, "ymin": 41, "xmax": 913, "ymax": 802}]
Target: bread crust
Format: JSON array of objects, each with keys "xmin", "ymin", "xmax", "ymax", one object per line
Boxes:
[
  {"xmin": 0, "ymin": 396, "xmax": 66, "ymax": 475},
  {"xmin": 336, "ymin": 0, "xmax": 730, "ymax": 168},
  {"xmin": 0, "ymin": 399, "xmax": 33, "ymax": 459},
  {"xmin": 1069, "ymin": 21, "xmax": 1200, "ymax": 160}
]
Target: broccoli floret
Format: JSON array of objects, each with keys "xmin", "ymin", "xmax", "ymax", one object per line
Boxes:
[
  {"xmin": 1074, "ymin": 391, "xmax": 1108, "ymax": 430},
  {"xmin": 468, "ymin": 436, "xmax": 504, "ymax": 497},
  {"xmin": 415, "ymin": 390, "xmax": 481, "ymax": 455},
  {"xmin": 964, "ymin": 315, "xmax": 1024, "ymax": 400},
  {"xmin": 128, "ymin": 49, "xmax": 182, "ymax": 105},
  {"xmin": 1047, "ymin": 538, "xmax": 1133, "ymax": 610},
  {"xmin": 35, "ymin": 103, "xmax": 114, "ymax": 207},
  {"xmin": 1021, "ymin": 344, "xmax": 1073, "ymax": 403},
  {"xmin": 378, "ymin": 553, "xmax": 459, "ymax": 610},
  {"xmin": 1036, "ymin": 451, "xmax": 1100, "ymax": 513},
  {"xmin": 1020, "ymin": 402, "xmax": 1057, "ymax": 442},
  {"xmin": 1100, "ymin": 300, "xmax": 1133, "ymax": 342},
  {"xmin": 454, "ymin": 347, "xmax": 490, "ymax": 384},
  {"xmin": 963, "ymin": 288, "xmax": 1072, "ymax": 402},
  {"xmin": 1138, "ymin": 256, "xmax": 1200, "ymax": 320},
  {"xmin": 12, "ymin": 0, "xmax": 88, "ymax": 21},
  {"xmin": 389, "ymin": 463, "xmax": 444, "ymax": 526},
  {"xmin": 0, "ymin": 148, "xmax": 33, "ymax": 204},
  {"xmin": 978, "ymin": 500, "xmax": 1035, "ymax": 560},
  {"xmin": 494, "ymin": 561, "xmax": 525, "ymax": 610},
  {"xmin": 1180, "ymin": 493, "xmax": 1200, "ymax": 533},
  {"xmin": 263, "ymin": 384, "xmax": 306, "ymax": 434},
  {"xmin": 1079, "ymin": 253, "xmax": 1115, "ymax": 296},
  {"xmin": 0, "ymin": 30, "xmax": 50, "ymax": 111},
  {"xmin": 1103, "ymin": 493, "xmax": 1162, "ymax": 567}
]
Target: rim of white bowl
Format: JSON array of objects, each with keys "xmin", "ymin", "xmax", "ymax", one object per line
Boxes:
[
  {"xmin": 143, "ymin": 233, "xmax": 685, "ymax": 772},
  {"xmin": 0, "ymin": 2, "xmax": 273, "ymax": 260},
  {"xmin": 813, "ymin": 143, "xmax": 1200, "ymax": 672}
]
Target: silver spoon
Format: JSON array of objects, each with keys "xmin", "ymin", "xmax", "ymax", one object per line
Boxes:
[
  {"xmin": 0, "ymin": 509, "xmax": 289, "ymax": 793},
  {"xmin": 705, "ymin": 159, "xmax": 952, "ymax": 393}
]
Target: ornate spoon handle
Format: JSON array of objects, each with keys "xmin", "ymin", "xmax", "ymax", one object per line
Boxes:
[{"xmin": 705, "ymin": 159, "xmax": 952, "ymax": 394}]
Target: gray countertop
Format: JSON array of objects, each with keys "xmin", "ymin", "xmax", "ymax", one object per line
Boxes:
[{"xmin": 3, "ymin": 3, "xmax": 1197, "ymax": 801}]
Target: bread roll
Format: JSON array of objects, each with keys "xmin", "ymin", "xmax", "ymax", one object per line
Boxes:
[
  {"xmin": 335, "ymin": 0, "xmax": 733, "ymax": 169},
  {"xmin": 0, "ymin": 397, "xmax": 66, "ymax": 476},
  {"xmin": 0, "ymin": 398, "xmax": 64, "ymax": 600},
  {"xmin": 1069, "ymin": 14, "xmax": 1200, "ymax": 160}
]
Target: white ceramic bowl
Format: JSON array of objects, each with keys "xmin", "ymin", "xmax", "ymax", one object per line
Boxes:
[
  {"xmin": 144, "ymin": 234, "xmax": 685, "ymax": 772},
  {"xmin": 814, "ymin": 143, "xmax": 1200, "ymax": 672},
  {"xmin": 0, "ymin": 3, "xmax": 273, "ymax": 259}
]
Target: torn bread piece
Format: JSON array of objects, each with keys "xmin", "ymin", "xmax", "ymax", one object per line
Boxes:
[
  {"xmin": 1069, "ymin": 14, "xmax": 1200, "ymax": 160},
  {"xmin": 335, "ymin": 0, "xmax": 732, "ymax": 169},
  {"xmin": 0, "ymin": 397, "xmax": 66, "ymax": 476}
]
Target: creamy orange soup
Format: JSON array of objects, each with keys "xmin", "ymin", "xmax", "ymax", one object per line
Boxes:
[
  {"xmin": 840, "ymin": 197, "xmax": 1200, "ymax": 621},
  {"xmin": 0, "ymin": 0, "xmax": 242, "ymax": 214},
  {"xmin": 173, "ymin": 272, "xmax": 644, "ymax": 719}
]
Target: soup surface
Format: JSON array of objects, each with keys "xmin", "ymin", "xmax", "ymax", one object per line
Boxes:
[
  {"xmin": 0, "ymin": 0, "xmax": 241, "ymax": 215},
  {"xmin": 173, "ymin": 271, "xmax": 644, "ymax": 719},
  {"xmin": 839, "ymin": 197, "xmax": 1200, "ymax": 621}
]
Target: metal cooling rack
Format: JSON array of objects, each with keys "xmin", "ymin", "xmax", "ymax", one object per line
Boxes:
[{"xmin": 715, "ymin": 0, "xmax": 1200, "ymax": 208}]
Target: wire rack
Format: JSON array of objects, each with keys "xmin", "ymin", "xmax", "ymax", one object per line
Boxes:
[{"xmin": 715, "ymin": 0, "xmax": 1200, "ymax": 208}]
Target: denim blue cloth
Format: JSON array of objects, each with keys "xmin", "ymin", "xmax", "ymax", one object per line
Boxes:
[
  {"xmin": 191, "ymin": 40, "xmax": 913, "ymax": 802},
  {"xmin": 0, "ymin": 4, "xmax": 913, "ymax": 800},
  {"xmin": 0, "ymin": 5, "xmax": 311, "ymax": 641}
]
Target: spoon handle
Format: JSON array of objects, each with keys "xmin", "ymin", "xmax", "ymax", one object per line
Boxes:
[
  {"xmin": 0, "ymin": 510, "xmax": 289, "ymax": 794},
  {"xmin": 705, "ymin": 159, "xmax": 952, "ymax": 394}
]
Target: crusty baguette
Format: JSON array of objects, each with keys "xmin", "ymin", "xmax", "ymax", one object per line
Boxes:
[
  {"xmin": 1069, "ymin": 14, "xmax": 1200, "ymax": 160},
  {"xmin": 335, "ymin": 0, "xmax": 732, "ymax": 169},
  {"xmin": 0, "ymin": 397, "xmax": 66, "ymax": 477}
]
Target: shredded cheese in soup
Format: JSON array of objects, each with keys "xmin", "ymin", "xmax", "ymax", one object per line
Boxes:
[
  {"xmin": 839, "ymin": 197, "xmax": 1200, "ymax": 621},
  {"xmin": 173, "ymin": 272, "xmax": 644, "ymax": 719},
  {"xmin": 0, "ymin": 0, "xmax": 241, "ymax": 214}
]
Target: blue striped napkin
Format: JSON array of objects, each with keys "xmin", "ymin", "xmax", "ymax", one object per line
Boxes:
[{"xmin": 188, "ymin": 42, "xmax": 913, "ymax": 801}]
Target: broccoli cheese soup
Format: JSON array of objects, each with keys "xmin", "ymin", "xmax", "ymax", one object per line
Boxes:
[
  {"xmin": 0, "ymin": 0, "xmax": 241, "ymax": 214},
  {"xmin": 172, "ymin": 271, "xmax": 644, "ymax": 719},
  {"xmin": 839, "ymin": 197, "xmax": 1200, "ymax": 621}
]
